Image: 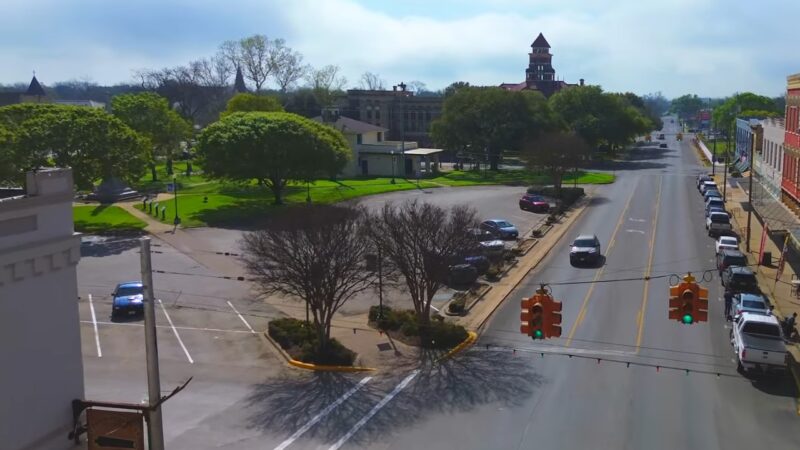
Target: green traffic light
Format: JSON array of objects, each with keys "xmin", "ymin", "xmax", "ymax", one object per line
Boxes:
[
  {"xmin": 534, "ymin": 329, "xmax": 543, "ymax": 339},
  {"xmin": 682, "ymin": 314, "xmax": 693, "ymax": 324}
]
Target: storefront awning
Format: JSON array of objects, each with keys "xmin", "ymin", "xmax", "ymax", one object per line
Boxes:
[{"xmin": 403, "ymin": 148, "xmax": 443, "ymax": 156}]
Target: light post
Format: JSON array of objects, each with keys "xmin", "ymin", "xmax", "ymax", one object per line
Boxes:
[
  {"xmin": 172, "ymin": 176, "xmax": 180, "ymax": 227},
  {"xmin": 394, "ymin": 82, "xmax": 407, "ymax": 179},
  {"xmin": 390, "ymin": 150, "xmax": 396, "ymax": 184},
  {"xmin": 711, "ymin": 119, "xmax": 717, "ymax": 176}
]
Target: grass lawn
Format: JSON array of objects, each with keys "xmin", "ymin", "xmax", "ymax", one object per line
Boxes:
[
  {"xmin": 73, "ymin": 205, "xmax": 147, "ymax": 234},
  {"xmin": 134, "ymin": 161, "xmax": 614, "ymax": 228}
]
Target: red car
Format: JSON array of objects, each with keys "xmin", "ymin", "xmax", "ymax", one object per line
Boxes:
[{"xmin": 519, "ymin": 194, "xmax": 549, "ymax": 213}]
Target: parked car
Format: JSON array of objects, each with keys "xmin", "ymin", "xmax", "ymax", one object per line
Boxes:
[
  {"xmin": 453, "ymin": 255, "xmax": 490, "ymax": 276},
  {"xmin": 700, "ymin": 181, "xmax": 718, "ymax": 195},
  {"xmin": 697, "ymin": 174, "xmax": 713, "ymax": 189},
  {"xmin": 721, "ymin": 266, "xmax": 759, "ymax": 294},
  {"xmin": 716, "ymin": 248, "xmax": 748, "ymax": 274},
  {"xmin": 703, "ymin": 190, "xmax": 722, "ymax": 202},
  {"xmin": 732, "ymin": 293, "xmax": 771, "ymax": 319},
  {"xmin": 715, "ymin": 236, "xmax": 739, "ymax": 254},
  {"xmin": 706, "ymin": 212, "xmax": 732, "ymax": 237},
  {"xmin": 569, "ymin": 234, "xmax": 602, "ymax": 266},
  {"xmin": 519, "ymin": 194, "xmax": 549, "ymax": 213},
  {"xmin": 469, "ymin": 227, "xmax": 495, "ymax": 242},
  {"xmin": 731, "ymin": 312, "xmax": 787, "ymax": 375},
  {"xmin": 705, "ymin": 198, "xmax": 725, "ymax": 214},
  {"xmin": 449, "ymin": 264, "xmax": 478, "ymax": 286},
  {"xmin": 705, "ymin": 205, "xmax": 727, "ymax": 219},
  {"xmin": 481, "ymin": 219, "xmax": 519, "ymax": 240},
  {"xmin": 111, "ymin": 281, "xmax": 145, "ymax": 319},
  {"xmin": 659, "ymin": 143, "xmax": 668, "ymax": 148}
]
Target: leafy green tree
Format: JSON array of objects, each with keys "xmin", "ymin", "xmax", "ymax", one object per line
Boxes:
[
  {"xmin": 0, "ymin": 103, "xmax": 148, "ymax": 189},
  {"xmin": 196, "ymin": 112, "xmax": 350, "ymax": 204},
  {"xmin": 221, "ymin": 93, "xmax": 284, "ymax": 118},
  {"xmin": 432, "ymin": 87, "xmax": 558, "ymax": 170},
  {"xmin": 712, "ymin": 92, "xmax": 782, "ymax": 132},
  {"xmin": 0, "ymin": 124, "xmax": 18, "ymax": 185},
  {"xmin": 669, "ymin": 94, "xmax": 704, "ymax": 119},
  {"xmin": 111, "ymin": 92, "xmax": 192, "ymax": 180},
  {"xmin": 521, "ymin": 131, "xmax": 591, "ymax": 197}
]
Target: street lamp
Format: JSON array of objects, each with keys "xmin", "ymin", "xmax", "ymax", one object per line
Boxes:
[
  {"xmin": 390, "ymin": 150, "xmax": 396, "ymax": 184},
  {"xmin": 172, "ymin": 176, "xmax": 180, "ymax": 227},
  {"xmin": 393, "ymin": 82, "xmax": 407, "ymax": 179}
]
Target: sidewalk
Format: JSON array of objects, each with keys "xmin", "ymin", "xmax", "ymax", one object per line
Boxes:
[{"xmin": 714, "ymin": 173, "xmax": 800, "ymax": 364}]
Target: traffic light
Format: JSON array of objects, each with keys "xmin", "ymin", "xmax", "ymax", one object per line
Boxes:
[
  {"xmin": 668, "ymin": 274, "xmax": 709, "ymax": 324},
  {"xmin": 521, "ymin": 295, "xmax": 544, "ymax": 339},
  {"xmin": 545, "ymin": 298, "xmax": 562, "ymax": 338}
]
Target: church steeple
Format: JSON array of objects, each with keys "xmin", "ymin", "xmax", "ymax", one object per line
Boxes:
[
  {"xmin": 233, "ymin": 66, "xmax": 247, "ymax": 93},
  {"xmin": 526, "ymin": 33, "xmax": 556, "ymax": 88},
  {"xmin": 25, "ymin": 73, "xmax": 46, "ymax": 97}
]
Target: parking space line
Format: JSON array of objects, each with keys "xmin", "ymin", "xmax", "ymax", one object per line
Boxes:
[
  {"xmin": 274, "ymin": 376, "xmax": 372, "ymax": 450},
  {"xmin": 81, "ymin": 320, "xmax": 254, "ymax": 334},
  {"xmin": 158, "ymin": 299, "xmax": 194, "ymax": 364},
  {"xmin": 88, "ymin": 294, "xmax": 102, "ymax": 357},
  {"xmin": 328, "ymin": 370, "xmax": 419, "ymax": 450},
  {"xmin": 227, "ymin": 300, "xmax": 255, "ymax": 333}
]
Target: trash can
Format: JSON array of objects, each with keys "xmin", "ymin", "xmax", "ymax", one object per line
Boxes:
[{"xmin": 761, "ymin": 251, "xmax": 772, "ymax": 266}]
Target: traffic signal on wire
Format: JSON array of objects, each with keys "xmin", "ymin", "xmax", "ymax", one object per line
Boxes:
[
  {"xmin": 521, "ymin": 288, "xmax": 562, "ymax": 339},
  {"xmin": 545, "ymin": 297, "xmax": 562, "ymax": 338},
  {"xmin": 668, "ymin": 273, "xmax": 709, "ymax": 324}
]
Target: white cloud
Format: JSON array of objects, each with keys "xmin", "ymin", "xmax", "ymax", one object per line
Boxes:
[{"xmin": 0, "ymin": 0, "xmax": 797, "ymax": 98}]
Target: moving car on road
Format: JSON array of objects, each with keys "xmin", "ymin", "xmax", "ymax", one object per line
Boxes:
[
  {"xmin": 481, "ymin": 219, "xmax": 519, "ymax": 240},
  {"xmin": 569, "ymin": 234, "xmax": 602, "ymax": 266},
  {"xmin": 111, "ymin": 281, "xmax": 145, "ymax": 319},
  {"xmin": 721, "ymin": 266, "xmax": 759, "ymax": 294},
  {"xmin": 519, "ymin": 194, "xmax": 549, "ymax": 213},
  {"xmin": 731, "ymin": 312, "xmax": 787, "ymax": 376}
]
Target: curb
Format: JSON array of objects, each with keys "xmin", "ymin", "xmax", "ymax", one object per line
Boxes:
[
  {"xmin": 474, "ymin": 193, "xmax": 593, "ymax": 334},
  {"xmin": 789, "ymin": 355, "xmax": 800, "ymax": 416},
  {"xmin": 437, "ymin": 331, "xmax": 478, "ymax": 363},
  {"xmin": 263, "ymin": 331, "xmax": 377, "ymax": 373}
]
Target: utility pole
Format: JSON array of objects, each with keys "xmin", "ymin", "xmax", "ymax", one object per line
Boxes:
[
  {"xmin": 711, "ymin": 120, "xmax": 717, "ymax": 176},
  {"xmin": 746, "ymin": 125, "xmax": 758, "ymax": 253},
  {"xmin": 723, "ymin": 123, "xmax": 730, "ymax": 202},
  {"xmin": 139, "ymin": 238, "xmax": 165, "ymax": 450}
]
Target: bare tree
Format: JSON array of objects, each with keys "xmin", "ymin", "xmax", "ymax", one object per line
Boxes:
[
  {"xmin": 521, "ymin": 131, "xmax": 591, "ymax": 197},
  {"xmin": 241, "ymin": 204, "xmax": 374, "ymax": 354},
  {"xmin": 306, "ymin": 64, "xmax": 348, "ymax": 107},
  {"xmin": 368, "ymin": 200, "xmax": 479, "ymax": 328},
  {"xmin": 271, "ymin": 43, "xmax": 309, "ymax": 92},
  {"xmin": 359, "ymin": 71, "xmax": 386, "ymax": 90},
  {"xmin": 239, "ymin": 34, "xmax": 272, "ymax": 91},
  {"xmin": 407, "ymin": 80, "xmax": 428, "ymax": 94}
]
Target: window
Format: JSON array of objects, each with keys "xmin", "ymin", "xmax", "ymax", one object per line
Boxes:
[
  {"xmin": 377, "ymin": 132, "xmax": 383, "ymax": 142},
  {"xmin": 357, "ymin": 134, "xmax": 363, "ymax": 144},
  {"xmin": 366, "ymin": 109, "xmax": 372, "ymax": 120},
  {"xmin": 375, "ymin": 108, "xmax": 381, "ymax": 120}
]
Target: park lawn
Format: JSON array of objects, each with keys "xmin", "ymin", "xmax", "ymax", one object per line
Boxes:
[
  {"xmin": 73, "ymin": 205, "xmax": 147, "ymax": 234},
  {"xmin": 134, "ymin": 164, "xmax": 614, "ymax": 228}
]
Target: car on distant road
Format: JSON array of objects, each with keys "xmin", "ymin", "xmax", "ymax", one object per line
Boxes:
[
  {"xmin": 519, "ymin": 194, "xmax": 550, "ymax": 213},
  {"xmin": 480, "ymin": 219, "xmax": 519, "ymax": 240},
  {"xmin": 716, "ymin": 236, "xmax": 739, "ymax": 254},
  {"xmin": 111, "ymin": 281, "xmax": 145, "ymax": 319},
  {"xmin": 721, "ymin": 266, "xmax": 759, "ymax": 294},
  {"xmin": 716, "ymin": 248, "xmax": 748, "ymax": 275},
  {"xmin": 732, "ymin": 293, "xmax": 771, "ymax": 319},
  {"xmin": 659, "ymin": 143, "xmax": 667, "ymax": 148},
  {"xmin": 569, "ymin": 234, "xmax": 601, "ymax": 266},
  {"xmin": 706, "ymin": 211, "xmax": 732, "ymax": 237},
  {"xmin": 658, "ymin": 133, "xmax": 665, "ymax": 140}
]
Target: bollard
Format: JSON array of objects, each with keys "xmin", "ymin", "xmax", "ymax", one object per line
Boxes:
[
  {"xmin": 153, "ymin": 203, "xmax": 159, "ymax": 215},
  {"xmin": 161, "ymin": 206, "xmax": 166, "ymax": 220},
  {"xmin": 148, "ymin": 201, "xmax": 153, "ymax": 214}
]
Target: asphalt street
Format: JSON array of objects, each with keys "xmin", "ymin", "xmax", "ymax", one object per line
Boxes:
[{"xmin": 74, "ymin": 121, "xmax": 800, "ymax": 449}]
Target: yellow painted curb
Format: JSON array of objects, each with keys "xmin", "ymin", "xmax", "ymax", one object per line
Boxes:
[
  {"xmin": 287, "ymin": 359, "xmax": 376, "ymax": 372},
  {"xmin": 437, "ymin": 331, "xmax": 478, "ymax": 363}
]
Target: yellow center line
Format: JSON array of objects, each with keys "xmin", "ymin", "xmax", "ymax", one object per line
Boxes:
[
  {"xmin": 566, "ymin": 185, "xmax": 637, "ymax": 346},
  {"xmin": 635, "ymin": 176, "xmax": 662, "ymax": 352}
]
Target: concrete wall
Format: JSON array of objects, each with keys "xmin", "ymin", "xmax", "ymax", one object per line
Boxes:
[
  {"xmin": 756, "ymin": 119, "xmax": 785, "ymax": 197},
  {"xmin": 0, "ymin": 168, "xmax": 83, "ymax": 450}
]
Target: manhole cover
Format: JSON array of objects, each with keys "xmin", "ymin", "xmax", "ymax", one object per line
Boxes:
[{"xmin": 376, "ymin": 343, "xmax": 392, "ymax": 352}]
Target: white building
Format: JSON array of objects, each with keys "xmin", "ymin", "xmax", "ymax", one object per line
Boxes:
[
  {"xmin": 755, "ymin": 118, "xmax": 785, "ymax": 198},
  {"xmin": 313, "ymin": 111, "xmax": 442, "ymax": 178},
  {"xmin": 0, "ymin": 168, "xmax": 83, "ymax": 450}
]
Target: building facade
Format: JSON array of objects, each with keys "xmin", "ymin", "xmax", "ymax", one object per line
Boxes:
[
  {"xmin": 499, "ymin": 33, "xmax": 581, "ymax": 97},
  {"xmin": 734, "ymin": 117, "xmax": 763, "ymax": 173},
  {"xmin": 755, "ymin": 118, "xmax": 785, "ymax": 198},
  {"xmin": 0, "ymin": 168, "xmax": 83, "ymax": 450},
  {"xmin": 339, "ymin": 85, "xmax": 443, "ymax": 147},
  {"xmin": 781, "ymin": 73, "xmax": 800, "ymax": 213}
]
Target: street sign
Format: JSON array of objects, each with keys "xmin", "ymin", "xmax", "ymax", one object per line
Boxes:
[{"xmin": 87, "ymin": 408, "xmax": 144, "ymax": 450}]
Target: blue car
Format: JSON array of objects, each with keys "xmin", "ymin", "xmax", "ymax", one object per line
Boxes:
[
  {"xmin": 480, "ymin": 219, "xmax": 519, "ymax": 240},
  {"xmin": 112, "ymin": 281, "xmax": 145, "ymax": 318}
]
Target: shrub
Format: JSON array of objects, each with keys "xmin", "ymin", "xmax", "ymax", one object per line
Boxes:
[
  {"xmin": 420, "ymin": 321, "xmax": 469, "ymax": 349},
  {"xmin": 268, "ymin": 318, "xmax": 311, "ymax": 349},
  {"xmin": 400, "ymin": 320, "xmax": 419, "ymax": 336},
  {"xmin": 299, "ymin": 338, "xmax": 356, "ymax": 366},
  {"xmin": 448, "ymin": 296, "xmax": 466, "ymax": 314},
  {"xmin": 268, "ymin": 317, "xmax": 355, "ymax": 365}
]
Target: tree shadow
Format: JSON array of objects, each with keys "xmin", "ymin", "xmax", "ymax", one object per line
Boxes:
[
  {"xmin": 241, "ymin": 348, "xmax": 543, "ymax": 446},
  {"xmin": 80, "ymin": 235, "xmax": 143, "ymax": 257}
]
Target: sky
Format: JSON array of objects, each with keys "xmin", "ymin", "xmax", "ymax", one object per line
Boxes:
[{"xmin": 1, "ymin": 0, "xmax": 797, "ymax": 99}]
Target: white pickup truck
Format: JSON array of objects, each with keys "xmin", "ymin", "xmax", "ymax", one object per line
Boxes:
[{"xmin": 730, "ymin": 312, "xmax": 788, "ymax": 375}]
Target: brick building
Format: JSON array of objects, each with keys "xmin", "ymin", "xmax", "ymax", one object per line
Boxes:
[{"xmin": 781, "ymin": 73, "xmax": 800, "ymax": 213}]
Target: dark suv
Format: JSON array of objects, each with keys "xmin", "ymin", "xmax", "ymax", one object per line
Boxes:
[
  {"xmin": 716, "ymin": 249, "xmax": 747, "ymax": 275},
  {"xmin": 569, "ymin": 234, "xmax": 601, "ymax": 266},
  {"xmin": 721, "ymin": 266, "xmax": 759, "ymax": 294}
]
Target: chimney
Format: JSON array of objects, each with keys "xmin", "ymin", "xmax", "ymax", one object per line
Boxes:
[{"xmin": 579, "ymin": 78, "xmax": 585, "ymax": 86}]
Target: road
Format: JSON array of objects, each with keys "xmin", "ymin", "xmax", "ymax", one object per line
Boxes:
[{"xmin": 231, "ymin": 120, "xmax": 800, "ymax": 450}]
